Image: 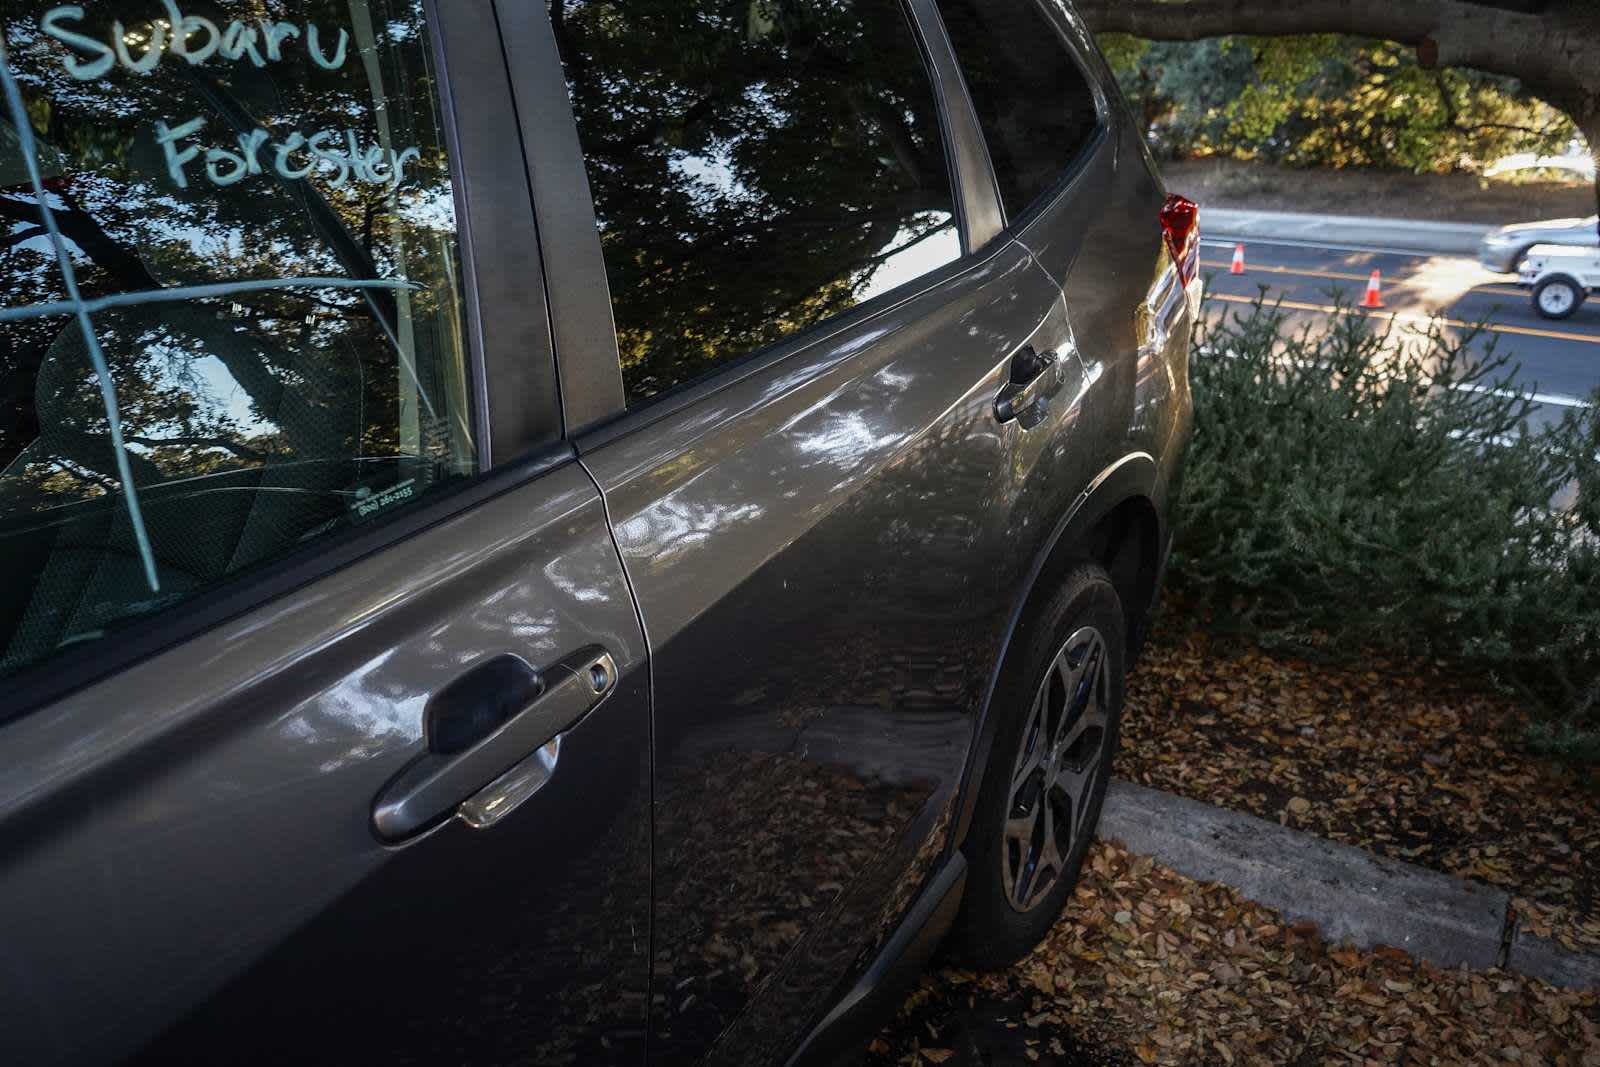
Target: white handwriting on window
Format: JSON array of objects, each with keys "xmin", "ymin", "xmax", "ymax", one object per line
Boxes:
[
  {"xmin": 156, "ymin": 117, "xmax": 421, "ymax": 190},
  {"xmin": 39, "ymin": 5, "xmax": 420, "ymax": 192},
  {"xmin": 41, "ymin": 2, "xmax": 348, "ymax": 78}
]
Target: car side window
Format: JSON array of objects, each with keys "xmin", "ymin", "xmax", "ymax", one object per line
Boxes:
[
  {"xmin": 934, "ymin": 0, "xmax": 1100, "ymax": 224},
  {"xmin": 552, "ymin": 0, "xmax": 961, "ymax": 407},
  {"xmin": 0, "ymin": 1, "xmax": 475, "ymax": 682}
]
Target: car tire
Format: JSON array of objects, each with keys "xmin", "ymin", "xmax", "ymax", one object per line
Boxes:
[
  {"xmin": 945, "ymin": 565, "xmax": 1126, "ymax": 970},
  {"xmin": 1533, "ymin": 276, "xmax": 1586, "ymax": 320}
]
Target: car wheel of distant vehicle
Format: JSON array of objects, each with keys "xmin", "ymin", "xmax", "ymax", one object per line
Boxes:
[
  {"xmin": 1533, "ymin": 276, "xmax": 1586, "ymax": 320},
  {"xmin": 946, "ymin": 565, "xmax": 1125, "ymax": 969}
]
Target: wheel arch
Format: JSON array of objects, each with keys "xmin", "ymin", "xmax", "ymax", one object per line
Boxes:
[{"xmin": 947, "ymin": 451, "xmax": 1162, "ymax": 856}]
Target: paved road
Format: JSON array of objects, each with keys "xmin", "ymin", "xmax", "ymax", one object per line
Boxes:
[{"xmin": 1199, "ymin": 235, "xmax": 1598, "ymax": 430}]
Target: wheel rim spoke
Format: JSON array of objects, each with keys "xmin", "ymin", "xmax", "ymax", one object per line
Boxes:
[
  {"xmin": 1055, "ymin": 672, "xmax": 1106, "ymax": 843},
  {"xmin": 1005, "ymin": 809, "xmax": 1039, "ymax": 847},
  {"xmin": 1054, "ymin": 637, "xmax": 1101, "ymax": 745},
  {"xmin": 1048, "ymin": 654, "xmax": 1074, "ymax": 743},
  {"xmin": 1035, "ymin": 789, "xmax": 1064, "ymax": 887},
  {"xmin": 1005, "ymin": 806, "xmax": 1040, "ymax": 897},
  {"xmin": 1009, "ymin": 685, "xmax": 1048, "ymax": 795},
  {"xmin": 1058, "ymin": 703, "xmax": 1106, "ymax": 760},
  {"xmin": 1057, "ymin": 756, "xmax": 1100, "ymax": 839}
]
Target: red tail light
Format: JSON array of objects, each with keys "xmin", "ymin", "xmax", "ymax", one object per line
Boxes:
[{"xmin": 1160, "ymin": 194, "xmax": 1200, "ymax": 288}]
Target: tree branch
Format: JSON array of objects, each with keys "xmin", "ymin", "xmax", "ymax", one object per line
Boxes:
[
  {"xmin": 1075, "ymin": 0, "xmax": 1443, "ymax": 44},
  {"xmin": 123, "ymin": 435, "xmax": 272, "ymax": 464},
  {"xmin": 1432, "ymin": 71, "xmax": 1563, "ymax": 142},
  {"xmin": 4, "ymin": 225, "xmax": 46, "ymax": 248},
  {"xmin": 1072, "ymin": 0, "xmax": 1600, "ymax": 131}
]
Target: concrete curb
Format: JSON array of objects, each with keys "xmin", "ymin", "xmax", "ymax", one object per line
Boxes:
[
  {"xmin": 1098, "ymin": 780, "xmax": 1599, "ymax": 989},
  {"xmin": 1207, "ymin": 208, "xmax": 1493, "ymax": 257},
  {"xmin": 1510, "ymin": 929, "xmax": 1600, "ymax": 990}
]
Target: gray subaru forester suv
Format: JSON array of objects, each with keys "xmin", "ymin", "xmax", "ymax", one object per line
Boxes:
[{"xmin": 0, "ymin": 0, "xmax": 1195, "ymax": 1063}]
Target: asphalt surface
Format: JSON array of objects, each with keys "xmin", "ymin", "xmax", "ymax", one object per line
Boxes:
[{"xmin": 1199, "ymin": 235, "xmax": 1599, "ymax": 431}]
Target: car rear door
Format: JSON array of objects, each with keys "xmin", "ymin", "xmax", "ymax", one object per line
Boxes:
[
  {"xmin": 505, "ymin": 1, "xmax": 1089, "ymax": 1062},
  {"xmin": 931, "ymin": 0, "xmax": 1194, "ymax": 601},
  {"xmin": 932, "ymin": 0, "xmax": 1164, "ymax": 469},
  {"xmin": 0, "ymin": 4, "xmax": 649, "ymax": 1064}
]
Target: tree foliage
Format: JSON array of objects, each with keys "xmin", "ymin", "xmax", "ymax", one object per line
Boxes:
[
  {"xmin": 1173, "ymin": 294, "xmax": 1600, "ymax": 760},
  {"xmin": 554, "ymin": 0, "xmax": 955, "ymax": 402},
  {"xmin": 1101, "ymin": 32, "xmax": 1579, "ymax": 173}
]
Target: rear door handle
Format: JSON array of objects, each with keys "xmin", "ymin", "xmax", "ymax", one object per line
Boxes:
[
  {"xmin": 994, "ymin": 345, "xmax": 1065, "ymax": 427},
  {"xmin": 372, "ymin": 646, "xmax": 617, "ymax": 842}
]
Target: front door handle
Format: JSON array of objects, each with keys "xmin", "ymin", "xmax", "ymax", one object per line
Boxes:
[
  {"xmin": 995, "ymin": 345, "xmax": 1065, "ymax": 427},
  {"xmin": 372, "ymin": 646, "xmax": 617, "ymax": 842}
]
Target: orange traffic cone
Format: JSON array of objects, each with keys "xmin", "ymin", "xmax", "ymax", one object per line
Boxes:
[
  {"xmin": 1230, "ymin": 244, "xmax": 1246, "ymax": 275},
  {"xmin": 1361, "ymin": 270, "xmax": 1385, "ymax": 309}
]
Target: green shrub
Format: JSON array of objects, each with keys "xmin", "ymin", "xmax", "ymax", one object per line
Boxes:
[{"xmin": 1172, "ymin": 293, "xmax": 1600, "ymax": 755}]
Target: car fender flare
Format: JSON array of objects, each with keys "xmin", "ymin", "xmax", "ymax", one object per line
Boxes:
[{"xmin": 947, "ymin": 450, "xmax": 1161, "ymax": 856}]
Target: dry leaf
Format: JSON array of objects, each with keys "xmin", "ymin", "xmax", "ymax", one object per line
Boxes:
[
  {"xmin": 1117, "ymin": 619, "xmax": 1600, "ymax": 952},
  {"xmin": 869, "ymin": 840, "xmax": 1600, "ymax": 1067}
]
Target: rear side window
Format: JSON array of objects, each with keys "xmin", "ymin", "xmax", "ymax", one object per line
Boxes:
[
  {"xmin": 0, "ymin": 2, "xmax": 475, "ymax": 682},
  {"xmin": 934, "ymin": 0, "xmax": 1100, "ymax": 223},
  {"xmin": 554, "ymin": 0, "xmax": 961, "ymax": 406}
]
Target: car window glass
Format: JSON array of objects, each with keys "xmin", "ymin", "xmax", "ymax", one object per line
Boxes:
[
  {"xmin": 934, "ymin": 0, "xmax": 1099, "ymax": 224},
  {"xmin": 552, "ymin": 0, "xmax": 961, "ymax": 407},
  {"xmin": 0, "ymin": 0, "xmax": 474, "ymax": 682}
]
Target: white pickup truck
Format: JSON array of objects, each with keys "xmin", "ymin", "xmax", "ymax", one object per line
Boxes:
[{"xmin": 1520, "ymin": 243, "xmax": 1600, "ymax": 320}]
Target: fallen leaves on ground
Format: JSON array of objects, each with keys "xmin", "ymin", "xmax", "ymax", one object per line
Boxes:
[
  {"xmin": 1118, "ymin": 622, "xmax": 1600, "ymax": 952},
  {"xmin": 872, "ymin": 843, "xmax": 1600, "ymax": 1066}
]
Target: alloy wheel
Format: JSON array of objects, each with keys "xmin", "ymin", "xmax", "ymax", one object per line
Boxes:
[
  {"xmin": 1539, "ymin": 282, "xmax": 1578, "ymax": 316},
  {"xmin": 1000, "ymin": 625, "xmax": 1111, "ymax": 913}
]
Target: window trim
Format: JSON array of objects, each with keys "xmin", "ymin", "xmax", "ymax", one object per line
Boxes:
[
  {"xmin": 905, "ymin": 0, "xmax": 1007, "ymax": 254},
  {"xmin": 0, "ymin": 0, "xmax": 559, "ymax": 724},
  {"xmin": 495, "ymin": 0, "xmax": 628, "ymax": 438},
  {"xmin": 451, "ymin": 3, "xmax": 565, "ymax": 461},
  {"xmin": 929, "ymin": 0, "xmax": 1113, "ymax": 238},
  {"xmin": 1009, "ymin": 124, "xmax": 1111, "ymax": 242}
]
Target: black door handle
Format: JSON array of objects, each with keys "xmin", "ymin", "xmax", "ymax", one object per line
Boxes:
[
  {"xmin": 994, "ymin": 345, "xmax": 1064, "ymax": 427},
  {"xmin": 372, "ymin": 646, "xmax": 617, "ymax": 841}
]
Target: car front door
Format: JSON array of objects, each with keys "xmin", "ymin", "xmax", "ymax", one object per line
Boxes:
[
  {"xmin": 510, "ymin": 1, "xmax": 1089, "ymax": 1062},
  {"xmin": 0, "ymin": 4, "xmax": 649, "ymax": 1064}
]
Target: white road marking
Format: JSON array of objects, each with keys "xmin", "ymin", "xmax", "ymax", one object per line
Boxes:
[
  {"xmin": 1453, "ymin": 383, "xmax": 1590, "ymax": 409},
  {"xmin": 1199, "ymin": 312, "xmax": 1594, "ymax": 412},
  {"xmin": 1209, "ymin": 291, "xmax": 1600, "ymax": 347}
]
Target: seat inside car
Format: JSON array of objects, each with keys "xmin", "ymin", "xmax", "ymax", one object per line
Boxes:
[{"xmin": 0, "ymin": 302, "xmax": 364, "ymax": 671}]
